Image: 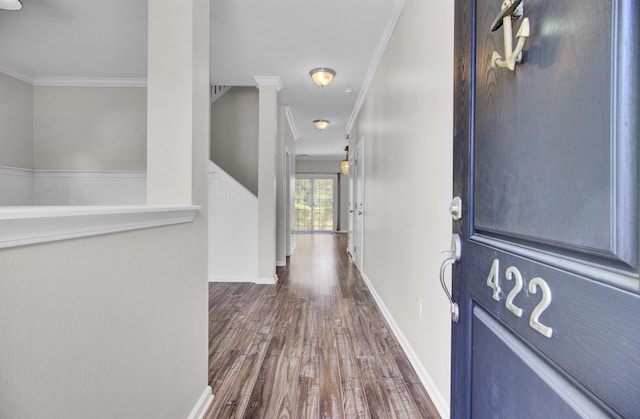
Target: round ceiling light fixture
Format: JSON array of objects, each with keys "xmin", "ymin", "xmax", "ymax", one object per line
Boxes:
[
  {"xmin": 313, "ymin": 119, "xmax": 330, "ymax": 130},
  {"xmin": 0, "ymin": 0, "xmax": 22, "ymax": 10},
  {"xmin": 309, "ymin": 68, "xmax": 335, "ymax": 87}
]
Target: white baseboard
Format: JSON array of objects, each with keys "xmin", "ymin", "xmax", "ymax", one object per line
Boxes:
[
  {"xmin": 288, "ymin": 242, "xmax": 296, "ymax": 256},
  {"xmin": 187, "ymin": 386, "xmax": 213, "ymax": 419},
  {"xmin": 276, "ymin": 259, "xmax": 286, "ymax": 267},
  {"xmin": 208, "ymin": 275, "xmax": 256, "ymax": 283},
  {"xmin": 255, "ymin": 275, "xmax": 278, "ymax": 285},
  {"xmin": 358, "ymin": 269, "xmax": 450, "ymax": 418}
]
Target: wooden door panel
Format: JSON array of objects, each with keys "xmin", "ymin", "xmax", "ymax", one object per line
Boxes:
[
  {"xmin": 471, "ymin": 308, "xmax": 610, "ymax": 418},
  {"xmin": 466, "ymin": 240, "xmax": 640, "ymax": 417},
  {"xmin": 452, "ymin": 0, "xmax": 640, "ymax": 417},
  {"xmin": 474, "ymin": 0, "xmax": 618, "ymax": 257}
]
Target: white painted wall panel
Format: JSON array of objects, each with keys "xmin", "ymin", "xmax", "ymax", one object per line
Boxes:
[
  {"xmin": 0, "ymin": 166, "xmax": 33, "ymax": 205},
  {"xmin": 351, "ymin": 0, "xmax": 454, "ymax": 415},
  {"xmin": 208, "ymin": 161, "xmax": 257, "ymax": 282}
]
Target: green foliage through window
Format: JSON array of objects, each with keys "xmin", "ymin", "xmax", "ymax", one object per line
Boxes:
[{"xmin": 295, "ymin": 177, "xmax": 334, "ymax": 231}]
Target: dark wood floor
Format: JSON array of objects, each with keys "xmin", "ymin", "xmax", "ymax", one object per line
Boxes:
[{"xmin": 206, "ymin": 233, "xmax": 440, "ymax": 418}]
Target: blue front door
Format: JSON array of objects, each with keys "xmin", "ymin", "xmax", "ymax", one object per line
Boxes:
[{"xmin": 452, "ymin": 1, "xmax": 639, "ymax": 417}]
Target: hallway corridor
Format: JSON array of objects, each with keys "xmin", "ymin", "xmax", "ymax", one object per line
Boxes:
[{"xmin": 206, "ymin": 233, "xmax": 439, "ymax": 418}]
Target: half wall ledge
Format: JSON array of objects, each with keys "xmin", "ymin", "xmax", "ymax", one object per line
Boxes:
[{"xmin": 0, "ymin": 205, "xmax": 199, "ymax": 249}]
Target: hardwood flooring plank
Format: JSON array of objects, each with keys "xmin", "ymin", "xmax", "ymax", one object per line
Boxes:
[
  {"xmin": 206, "ymin": 234, "xmax": 441, "ymax": 419},
  {"xmin": 213, "ymin": 337, "xmax": 271, "ymax": 418},
  {"xmin": 358, "ymin": 356, "xmax": 393, "ymax": 418},
  {"xmin": 342, "ymin": 379, "xmax": 371, "ymax": 418},
  {"xmin": 295, "ymin": 376, "xmax": 320, "ymax": 418},
  {"xmin": 318, "ymin": 321, "xmax": 344, "ymax": 418},
  {"xmin": 383, "ymin": 378, "xmax": 425, "ymax": 418},
  {"xmin": 406, "ymin": 381, "xmax": 441, "ymax": 418}
]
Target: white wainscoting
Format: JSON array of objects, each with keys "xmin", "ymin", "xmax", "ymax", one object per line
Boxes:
[
  {"xmin": 0, "ymin": 167, "xmax": 34, "ymax": 206},
  {"xmin": 34, "ymin": 170, "xmax": 146, "ymax": 205},
  {"xmin": 208, "ymin": 161, "xmax": 258, "ymax": 283},
  {"xmin": 0, "ymin": 166, "xmax": 146, "ymax": 206}
]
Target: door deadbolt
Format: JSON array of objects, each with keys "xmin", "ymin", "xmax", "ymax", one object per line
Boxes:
[{"xmin": 450, "ymin": 196, "xmax": 462, "ymax": 221}]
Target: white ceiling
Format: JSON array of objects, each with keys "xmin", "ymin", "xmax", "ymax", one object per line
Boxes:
[{"xmin": 0, "ymin": 0, "xmax": 403, "ymax": 158}]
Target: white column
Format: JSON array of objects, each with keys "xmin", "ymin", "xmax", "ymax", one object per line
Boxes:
[
  {"xmin": 147, "ymin": 0, "xmax": 209, "ymax": 205},
  {"xmin": 254, "ymin": 76, "xmax": 282, "ymax": 284}
]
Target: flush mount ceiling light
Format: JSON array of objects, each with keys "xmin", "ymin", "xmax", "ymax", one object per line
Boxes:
[
  {"xmin": 309, "ymin": 68, "xmax": 336, "ymax": 87},
  {"xmin": 313, "ymin": 119, "xmax": 330, "ymax": 130},
  {"xmin": 0, "ymin": 0, "xmax": 22, "ymax": 10}
]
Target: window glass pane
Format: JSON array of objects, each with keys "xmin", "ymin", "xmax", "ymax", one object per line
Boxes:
[
  {"xmin": 294, "ymin": 177, "xmax": 333, "ymax": 232},
  {"xmin": 295, "ymin": 179, "xmax": 312, "ymax": 230}
]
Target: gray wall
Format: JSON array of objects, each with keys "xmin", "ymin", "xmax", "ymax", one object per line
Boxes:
[
  {"xmin": 33, "ymin": 86, "xmax": 147, "ymax": 170},
  {"xmin": 0, "ymin": 74, "xmax": 147, "ymax": 171},
  {"xmin": 296, "ymin": 158, "xmax": 349, "ymax": 232},
  {"xmin": 0, "ymin": 222, "xmax": 208, "ymax": 418},
  {"xmin": 0, "ymin": 72, "xmax": 34, "ymax": 169},
  {"xmin": 0, "ymin": 4, "xmax": 209, "ymax": 415},
  {"xmin": 351, "ymin": 0, "xmax": 454, "ymax": 412},
  {"xmin": 210, "ymin": 87, "xmax": 259, "ymax": 195}
]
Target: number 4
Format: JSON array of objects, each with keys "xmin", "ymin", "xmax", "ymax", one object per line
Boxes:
[{"xmin": 486, "ymin": 259, "xmax": 501, "ymax": 301}]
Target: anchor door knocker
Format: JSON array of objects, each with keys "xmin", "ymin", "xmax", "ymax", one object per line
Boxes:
[{"xmin": 490, "ymin": 0, "xmax": 530, "ymax": 70}]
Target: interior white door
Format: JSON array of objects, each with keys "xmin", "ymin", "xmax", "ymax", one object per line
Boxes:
[{"xmin": 352, "ymin": 140, "xmax": 364, "ymax": 268}]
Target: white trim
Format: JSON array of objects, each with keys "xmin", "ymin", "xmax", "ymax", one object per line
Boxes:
[
  {"xmin": 255, "ymin": 275, "xmax": 278, "ymax": 285},
  {"xmin": 358, "ymin": 268, "xmax": 450, "ymax": 418},
  {"xmin": 33, "ymin": 169, "xmax": 146, "ymax": 177},
  {"xmin": 344, "ymin": 0, "xmax": 406, "ymax": 137},
  {"xmin": 187, "ymin": 386, "xmax": 213, "ymax": 419},
  {"xmin": 0, "ymin": 67, "xmax": 149, "ymax": 87},
  {"xmin": 253, "ymin": 76, "xmax": 283, "ymax": 92},
  {"xmin": 208, "ymin": 160, "xmax": 255, "ymax": 197},
  {"xmin": 32, "ymin": 77, "xmax": 147, "ymax": 88},
  {"xmin": 208, "ymin": 275, "xmax": 257, "ymax": 283},
  {"xmin": 0, "ymin": 205, "xmax": 198, "ymax": 249},
  {"xmin": 276, "ymin": 260, "xmax": 286, "ymax": 267},
  {"xmin": 210, "ymin": 85, "xmax": 231, "ymax": 104},
  {"xmin": 283, "ymin": 106, "xmax": 300, "ymax": 141},
  {"xmin": 0, "ymin": 65, "xmax": 33, "ymax": 84}
]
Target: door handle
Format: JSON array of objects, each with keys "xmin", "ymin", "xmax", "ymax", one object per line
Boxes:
[{"xmin": 440, "ymin": 234, "xmax": 461, "ymax": 322}]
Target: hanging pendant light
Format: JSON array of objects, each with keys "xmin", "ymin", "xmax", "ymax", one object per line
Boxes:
[
  {"xmin": 341, "ymin": 146, "xmax": 349, "ymax": 175},
  {"xmin": 0, "ymin": 0, "xmax": 22, "ymax": 10},
  {"xmin": 309, "ymin": 68, "xmax": 336, "ymax": 87}
]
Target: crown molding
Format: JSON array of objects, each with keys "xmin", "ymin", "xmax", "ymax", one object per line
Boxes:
[
  {"xmin": 253, "ymin": 75, "xmax": 283, "ymax": 92},
  {"xmin": 0, "ymin": 66, "xmax": 149, "ymax": 87},
  {"xmin": 283, "ymin": 106, "xmax": 299, "ymax": 141},
  {"xmin": 0, "ymin": 65, "xmax": 33, "ymax": 84},
  {"xmin": 345, "ymin": 0, "xmax": 406, "ymax": 137},
  {"xmin": 32, "ymin": 77, "xmax": 148, "ymax": 87}
]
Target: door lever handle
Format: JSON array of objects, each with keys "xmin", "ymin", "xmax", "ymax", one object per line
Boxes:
[{"xmin": 439, "ymin": 234, "xmax": 461, "ymax": 322}]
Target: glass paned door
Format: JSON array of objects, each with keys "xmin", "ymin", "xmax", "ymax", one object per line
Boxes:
[{"xmin": 295, "ymin": 176, "xmax": 335, "ymax": 232}]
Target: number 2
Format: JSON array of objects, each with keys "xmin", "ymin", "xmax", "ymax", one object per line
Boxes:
[
  {"xmin": 505, "ymin": 266, "xmax": 524, "ymax": 317},
  {"xmin": 528, "ymin": 277, "xmax": 553, "ymax": 338}
]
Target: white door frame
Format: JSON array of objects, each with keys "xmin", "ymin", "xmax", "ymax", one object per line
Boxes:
[
  {"xmin": 352, "ymin": 137, "xmax": 364, "ymax": 268},
  {"xmin": 295, "ymin": 174, "xmax": 338, "ymax": 233}
]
